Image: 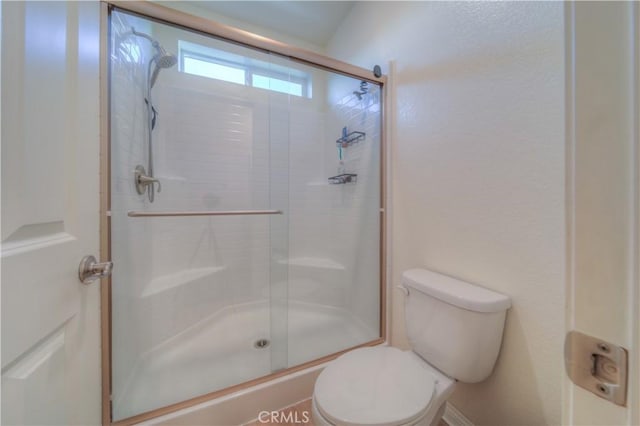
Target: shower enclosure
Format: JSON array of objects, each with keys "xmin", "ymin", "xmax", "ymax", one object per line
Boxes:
[{"xmin": 107, "ymin": 5, "xmax": 384, "ymax": 423}]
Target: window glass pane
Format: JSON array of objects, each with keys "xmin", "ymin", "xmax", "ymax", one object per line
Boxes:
[
  {"xmin": 179, "ymin": 41, "xmax": 310, "ymax": 98},
  {"xmin": 253, "ymin": 74, "xmax": 303, "ymax": 97},
  {"xmin": 183, "ymin": 56, "xmax": 245, "ymax": 85}
]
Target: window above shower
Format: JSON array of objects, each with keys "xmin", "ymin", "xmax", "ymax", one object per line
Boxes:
[{"xmin": 178, "ymin": 40, "xmax": 312, "ymax": 98}]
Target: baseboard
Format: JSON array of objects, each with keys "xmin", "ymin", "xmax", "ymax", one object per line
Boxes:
[{"xmin": 443, "ymin": 403, "xmax": 475, "ymax": 426}]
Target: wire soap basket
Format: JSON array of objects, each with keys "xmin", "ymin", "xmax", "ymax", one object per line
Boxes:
[
  {"xmin": 328, "ymin": 173, "xmax": 357, "ymax": 185},
  {"xmin": 336, "ymin": 131, "xmax": 365, "ymax": 148}
]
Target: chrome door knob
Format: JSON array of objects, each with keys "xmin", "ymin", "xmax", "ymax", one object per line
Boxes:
[{"xmin": 78, "ymin": 255, "xmax": 113, "ymax": 284}]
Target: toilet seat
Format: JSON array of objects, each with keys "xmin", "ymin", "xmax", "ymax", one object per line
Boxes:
[{"xmin": 314, "ymin": 347, "xmax": 436, "ymax": 426}]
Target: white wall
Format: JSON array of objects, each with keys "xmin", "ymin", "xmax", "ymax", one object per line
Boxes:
[
  {"xmin": 327, "ymin": 3, "xmax": 565, "ymax": 425},
  {"xmin": 152, "ymin": 0, "xmax": 326, "ymax": 53}
]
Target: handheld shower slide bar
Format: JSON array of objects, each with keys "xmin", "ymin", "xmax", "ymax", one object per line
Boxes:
[
  {"xmin": 127, "ymin": 209, "xmax": 283, "ymax": 217},
  {"xmin": 118, "ymin": 27, "xmax": 177, "ymax": 203}
]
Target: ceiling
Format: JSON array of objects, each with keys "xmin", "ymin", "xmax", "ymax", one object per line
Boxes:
[{"xmin": 193, "ymin": 1, "xmax": 356, "ymax": 47}]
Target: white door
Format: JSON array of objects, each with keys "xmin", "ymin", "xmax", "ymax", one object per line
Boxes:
[
  {"xmin": 1, "ymin": 2, "xmax": 102, "ymax": 425},
  {"xmin": 565, "ymin": 2, "xmax": 639, "ymax": 424}
]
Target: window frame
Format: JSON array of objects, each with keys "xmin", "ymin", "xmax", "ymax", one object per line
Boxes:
[{"xmin": 179, "ymin": 47, "xmax": 310, "ymax": 98}]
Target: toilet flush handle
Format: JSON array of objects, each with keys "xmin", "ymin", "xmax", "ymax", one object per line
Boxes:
[{"xmin": 395, "ymin": 285, "xmax": 409, "ymax": 296}]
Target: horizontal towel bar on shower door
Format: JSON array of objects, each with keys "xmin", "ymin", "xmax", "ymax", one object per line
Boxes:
[{"xmin": 127, "ymin": 209, "xmax": 283, "ymax": 217}]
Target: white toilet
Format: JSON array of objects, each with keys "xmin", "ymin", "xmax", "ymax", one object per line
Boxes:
[{"xmin": 312, "ymin": 268, "xmax": 511, "ymax": 426}]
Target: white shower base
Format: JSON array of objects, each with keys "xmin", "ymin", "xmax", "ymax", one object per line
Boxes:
[{"xmin": 114, "ymin": 300, "xmax": 375, "ymax": 421}]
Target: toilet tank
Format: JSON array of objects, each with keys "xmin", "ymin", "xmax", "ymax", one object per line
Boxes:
[{"xmin": 402, "ymin": 269, "xmax": 511, "ymax": 383}]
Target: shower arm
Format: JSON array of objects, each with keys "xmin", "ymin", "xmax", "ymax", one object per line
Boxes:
[{"xmin": 128, "ymin": 28, "xmax": 159, "ymax": 49}]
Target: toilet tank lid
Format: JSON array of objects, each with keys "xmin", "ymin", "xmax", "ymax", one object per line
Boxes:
[{"xmin": 402, "ymin": 269, "xmax": 511, "ymax": 313}]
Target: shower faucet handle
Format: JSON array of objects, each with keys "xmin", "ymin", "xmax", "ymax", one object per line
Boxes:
[
  {"xmin": 138, "ymin": 174, "xmax": 162, "ymax": 192},
  {"xmin": 134, "ymin": 165, "xmax": 161, "ymax": 195}
]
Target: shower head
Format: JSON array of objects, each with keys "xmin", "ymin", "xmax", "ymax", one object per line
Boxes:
[
  {"xmin": 154, "ymin": 48, "xmax": 178, "ymax": 68},
  {"xmin": 149, "ymin": 46, "xmax": 178, "ymax": 88},
  {"xmin": 121, "ymin": 28, "xmax": 177, "ymax": 87}
]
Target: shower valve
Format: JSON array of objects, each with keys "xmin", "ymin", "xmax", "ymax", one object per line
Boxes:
[{"xmin": 134, "ymin": 165, "xmax": 161, "ymax": 195}]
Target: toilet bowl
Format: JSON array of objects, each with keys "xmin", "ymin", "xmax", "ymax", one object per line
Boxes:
[
  {"xmin": 312, "ymin": 268, "xmax": 511, "ymax": 426},
  {"xmin": 312, "ymin": 347, "xmax": 455, "ymax": 426}
]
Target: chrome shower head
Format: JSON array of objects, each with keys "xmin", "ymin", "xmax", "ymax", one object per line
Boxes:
[
  {"xmin": 122, "ymin": 28, "xmax": 177, "ymax": 88},
  {"xmin": 149, "ymin": 46, "xmax": 177, "ymax": 88},
  {"xmin": 155, "ymin": 50, "xmax": 178, "ymax": 69}
]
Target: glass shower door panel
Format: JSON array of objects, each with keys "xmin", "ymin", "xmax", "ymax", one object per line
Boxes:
[
  {"xmin": 266, "ymin": 60, "xmax": 291, "ymax": 372},
  {"xmin": 283, "ymin": 67, "xmax": 382, "ymax": 367},
  {"xmin": 110, "ymin": 9, "xmax": 289, "ymax": 420}
]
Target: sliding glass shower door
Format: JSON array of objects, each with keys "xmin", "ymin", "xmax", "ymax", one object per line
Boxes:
[{"xmin": 109, "ymin": 7, "xmax": 381, "ymax": 422}]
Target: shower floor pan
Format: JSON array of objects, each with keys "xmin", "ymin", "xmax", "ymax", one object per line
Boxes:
[{"xmin": 114, "ymin": 300, "xmax": 374, "ymax": 421}]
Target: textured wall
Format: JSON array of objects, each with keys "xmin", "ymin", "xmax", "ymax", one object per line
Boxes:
[{"xmin": 327, "ymin": 3, "xmax": 565, "ymax": 425}]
